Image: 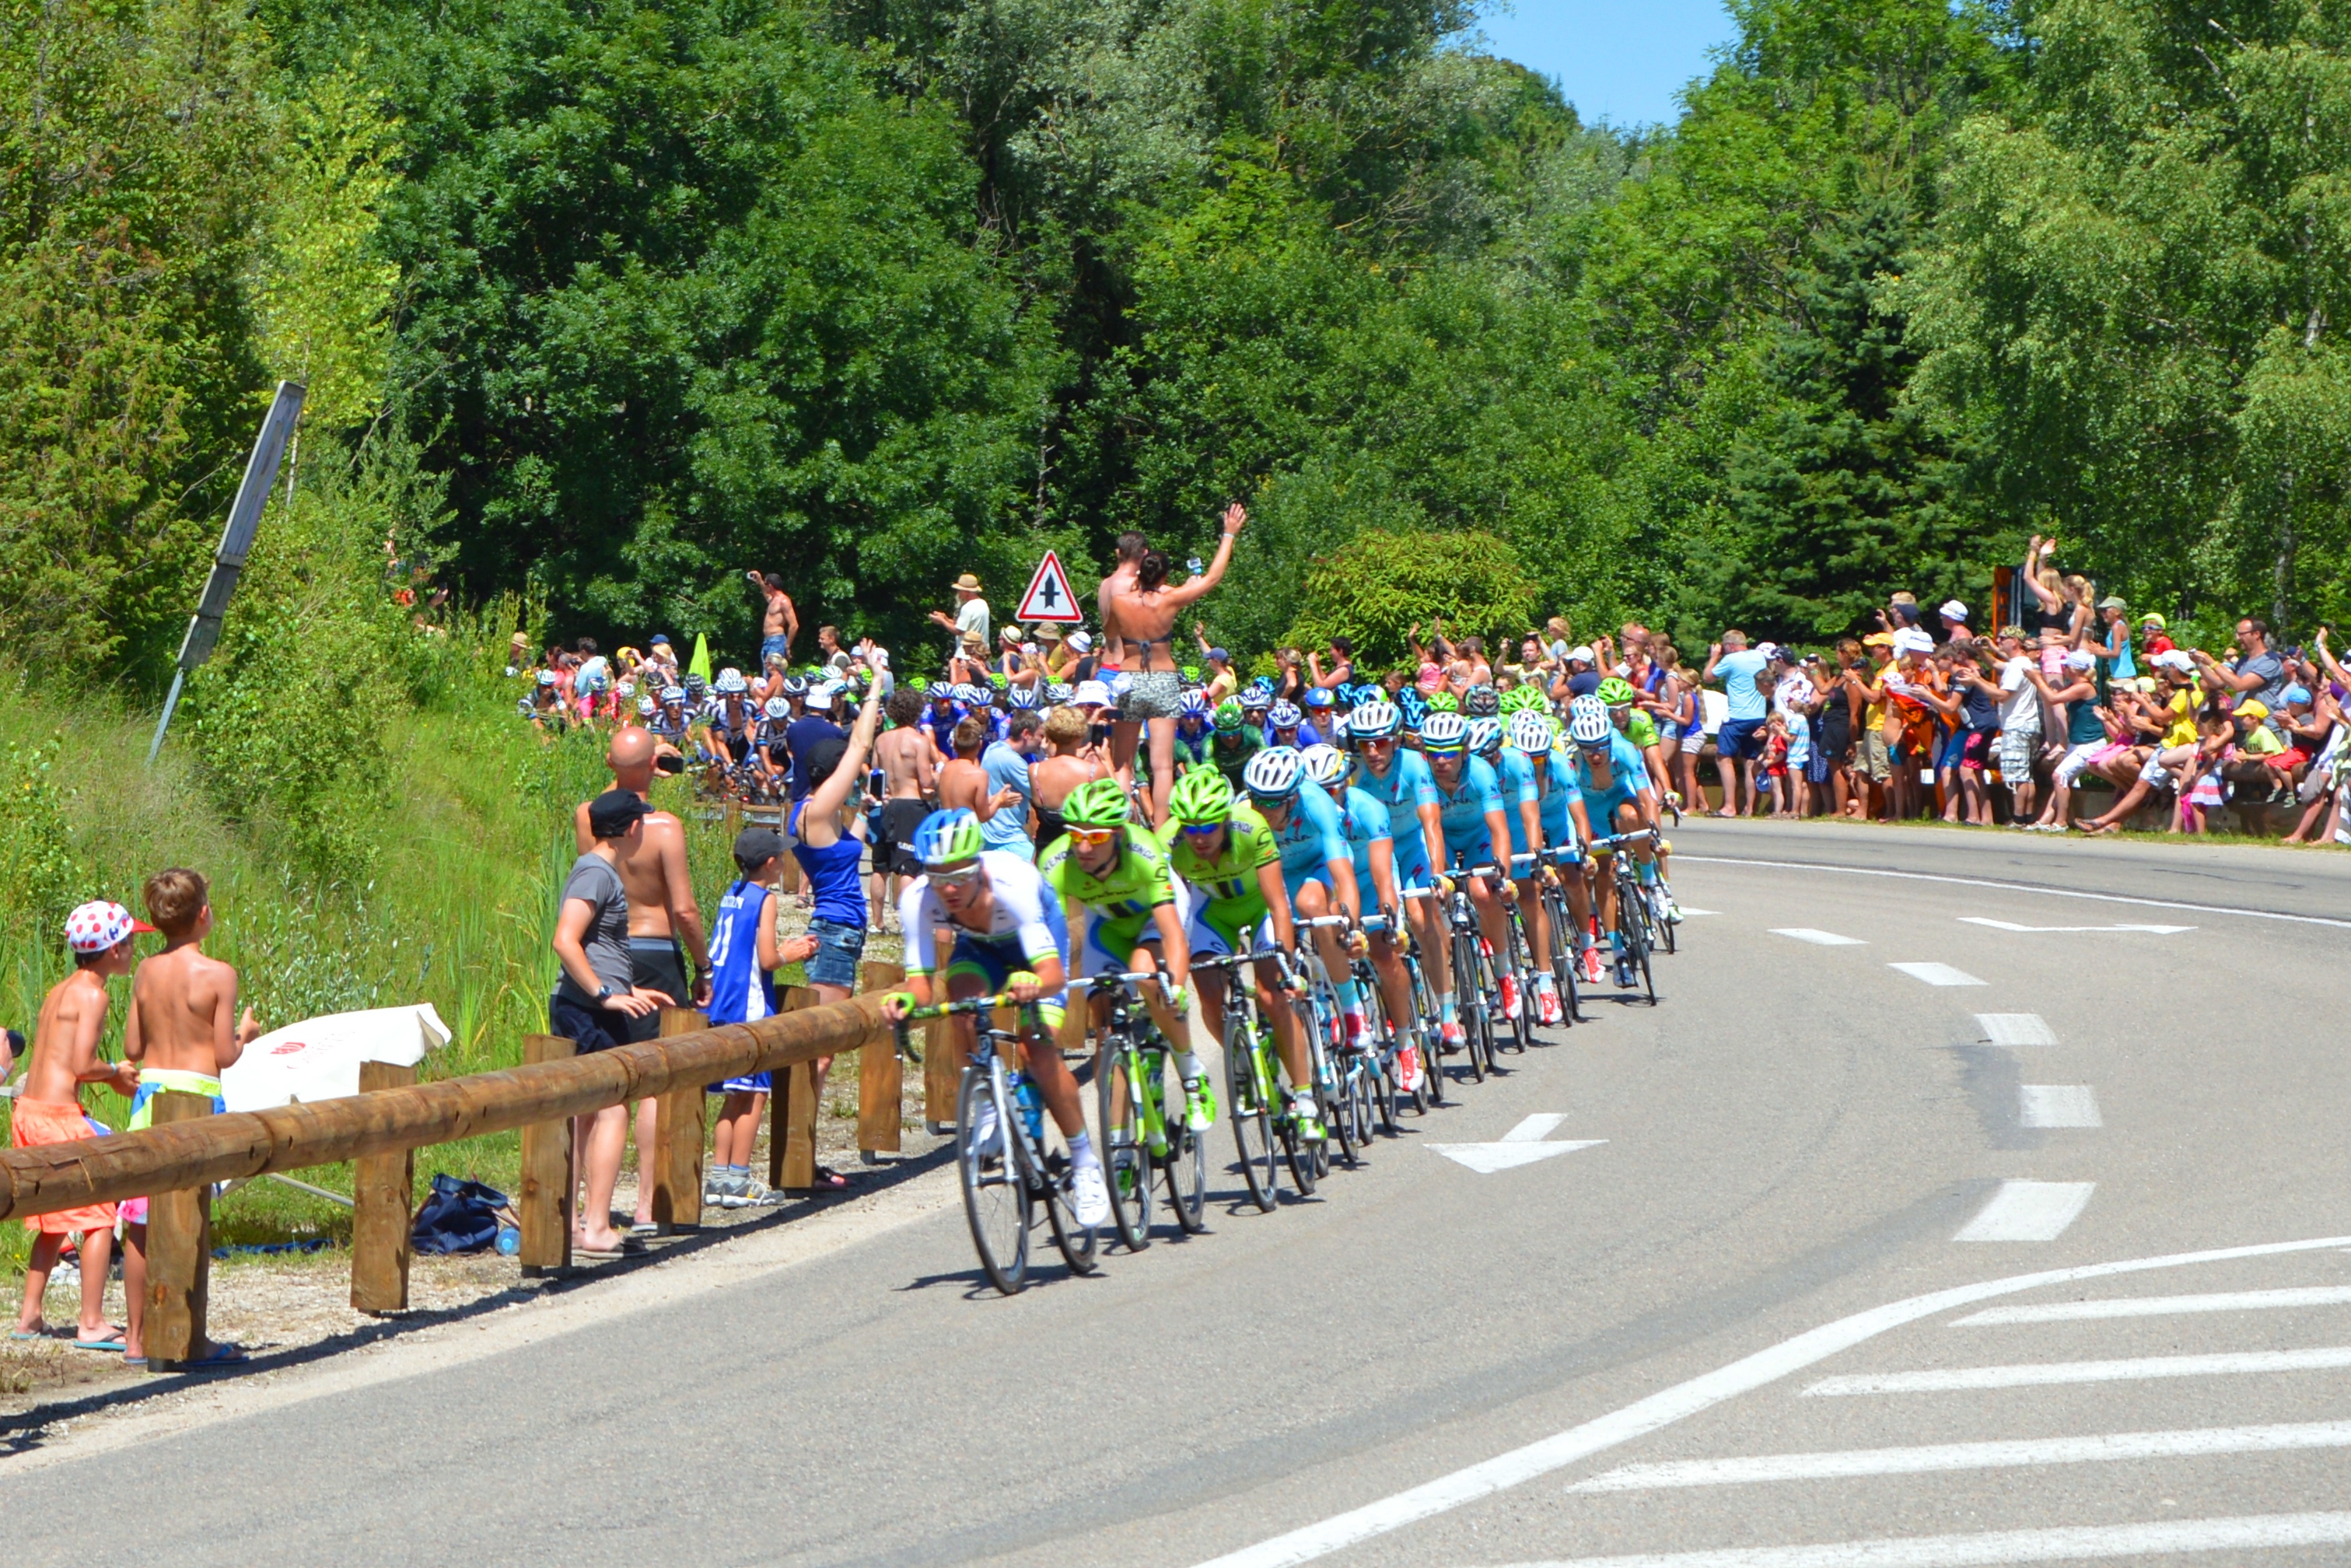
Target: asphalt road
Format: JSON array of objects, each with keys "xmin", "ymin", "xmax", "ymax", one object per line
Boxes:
[{"xmin": 6, "ymin": 819, "xmax": 2350, "ymax": 1566}]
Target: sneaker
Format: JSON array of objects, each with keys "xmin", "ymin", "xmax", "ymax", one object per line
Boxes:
[
  {"xmin": 1664, "ymin": 894, "xmax": 1685, "ymax": 926},
  {"xmin": 703, "ymin": 1173, "xmax": 737, "ymax": 1208},
  {"xmin": 1069, "ymin": 1162, "xmax": 1111, "ymax": 1227},
  {"xmin": 1183, "ymin": 1076, "xmax": 1219, "ymax": 1132},
  {"xmin": 1396, "ymin": 1045, "xmax": 1422, "ymax": 1093},
  {"xmin": 1342, "ymin": 1012, "xmax": 1368, "ymax": 1051},
  {"xmin": 967, "ymin": 1099, "xmax": 1003, "ymax": 1159},
  {"xmin": 1439, "ymin": 1020, "xmax": 1466, "ymax": 1054},
  {"xmin": 1291, "ymin": 1097, "xmax": 1325, "ymax": 1143},
  {"xmin": 1537, "ymin": 985, "xmax": 1562, "ymax": 1027},
  {"xmin": 1499, "ymin": 973, "xmax": 1521, "ymax": 1018}
]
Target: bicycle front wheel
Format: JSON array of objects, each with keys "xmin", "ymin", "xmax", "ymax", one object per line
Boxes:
[
  {"xmin": 958, "ymin": 1066, "xmax": 1032, "ymax": 1296},
  {"xmin": 1040, "ymin": 1139, "xmax": 1101, "ymax": 1277},
  {"xmin": 1450, "ymin": 932, "xmax": 1487, "ymax": 1084},
  {"xmin": 1097, "ymin": 1038, "xmax": 1153, "ymax": 1252},
  {"xmin": 1655, "ymin": 884, "xmax": 1679, "ymax": 956},
  {"xmin": 1228, "ymin": 1015, "xmax": 1280, "ymax": 1212},
  {"xmin": 1160, "ymin": 1059, "xmax": 1209, "ymax": 1233}
]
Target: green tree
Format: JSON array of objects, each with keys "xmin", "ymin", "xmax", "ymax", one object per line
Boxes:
[{"xmin": 1281, "ymin": 527, "xmax": 1537, "ymax": 671}]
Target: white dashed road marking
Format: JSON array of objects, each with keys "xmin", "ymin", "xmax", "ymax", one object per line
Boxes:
[
  {"xmin": 1476, "ymin": 1510, "xmax": 2351, "ymax": 1566},
  {"xmin": 1771, "ymin": 929, "xmax": 1866, "ymax": 946},
  {"xmin": 1955, "ymin": 1285, "xmax": 2351, "ymax": 1326},
  {"xmin": 1804, "ymin": 1345, "xmax": 2351, "ymax": 1396},
  {"xmin": 1889, "ymin": 963, "xmax": 1985, "ymax": 987},
  {"xmin": 1565, "ymin": 1417, "xmax": 2351, "ymax": 1492},
  {"xmin": 2018, "ymin": 1086, "xmax": 2100, "ymax": 1129},
  {"xmin": 1953, "ymin": 1181, "xmax": 2094, "ymax": 1242},
  {"xmin": 1958, "ymin": 918, "xmax": 2195, "ymax": 935},
  {"xmin": 1975, "ymin": 1013, "xmax": 2057, "ymax": 1046}
]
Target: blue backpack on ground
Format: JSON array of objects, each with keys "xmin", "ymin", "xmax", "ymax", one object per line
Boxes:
[{"xmin": 411, "ymin": 1174, "xmax": 509, "ymax": 1255}]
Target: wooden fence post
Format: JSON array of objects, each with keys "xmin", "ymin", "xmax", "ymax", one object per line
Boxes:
[
  {"xmin": 143, "ymin": 1091, "xmax": 215, "ymax": 1370},
  {"xmin": 923, "ymin": 1013, "xmax": 960, "ymax": 1136},
  {"xmin": 351, "ymin": 1060, "xmax": 415, "ymax": 1314},
  {"xmin": 517, "ymin": 1034, "xmax": 574, "ymax": 1274},
  {"xmin": 651, "ymin": 1007, "xmax": 708, "ymax": 1232},
  {"xmin": 768, "ymin": 986, "xmax": 813, "ymax": 1190},
  {"xmin": 782, "ymin": 1060, "xmax": 820, "ymax": 1192},
  {"xmin": 856, "ymin": 960, "xmax": 904, "ymax": 1160},
  {"xmin": 723, "ymin": 799, "xmax": 742, "ymax": 842}
]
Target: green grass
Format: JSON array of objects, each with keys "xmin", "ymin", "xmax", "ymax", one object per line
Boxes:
[{"xmin": 0, "ymin": 654, "xmax": 757, "ymax": 1276}]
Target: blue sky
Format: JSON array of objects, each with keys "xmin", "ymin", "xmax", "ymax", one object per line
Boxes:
[{"xmin": 1458, "ymin": 1, "xmax": 1741, "ymax": 129}]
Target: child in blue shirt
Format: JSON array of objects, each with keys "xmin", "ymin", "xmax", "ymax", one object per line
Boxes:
[{"xmin": 704, "ymin": 827, "xmax": 817, "ymax": 1208}]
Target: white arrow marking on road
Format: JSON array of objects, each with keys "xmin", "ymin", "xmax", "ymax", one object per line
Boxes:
[
  {"xmin": 1960, "ymin": 917, "xmax": 2195, "ymax": 934},
  {"xmin": 1427, "ymin": 1113, "xmax": 1604, "ymax": 1173}
]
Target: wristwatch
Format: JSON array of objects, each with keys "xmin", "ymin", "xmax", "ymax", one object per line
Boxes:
[{"xmin": 594, "ymin": 982, "xmax": 618, "ymax": 1003}]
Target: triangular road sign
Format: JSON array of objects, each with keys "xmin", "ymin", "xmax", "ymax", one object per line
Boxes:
[{"xmin": 1016, "ymin": 550, "xmax": 1084, "ymax": 622}]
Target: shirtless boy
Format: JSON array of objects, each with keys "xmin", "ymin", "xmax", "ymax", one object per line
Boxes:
[
  {"xmin": 13, "ymin": 901, "xmax": 147, "ymax": 1351},
  {"xmin": 747, "ymin": 570, "xmax": 799, "ymax": 667},
  {"xmin": 872, "ymin": 688, "xmax": 939, "ymax": 929},
  {"xmin": 125, "ymin": 868, "xmax": 262, "ymax": 1366},
  {"xmin": 937, "ymin": 715, "xmax": 1022, "ymax": 825},
  {"xmin": 575, "ymin": 726, "xmax": 712, "ymax": 1232}
]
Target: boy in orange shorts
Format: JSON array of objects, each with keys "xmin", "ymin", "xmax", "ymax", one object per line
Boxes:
[{"xmin": 12, "ymin": 900, "xmax": 149, "ymax": 1351}]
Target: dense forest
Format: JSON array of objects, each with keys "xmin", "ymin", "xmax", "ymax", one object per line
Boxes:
[{"xmin": 10, "ymin": 0, "xmax": 2351, "ymax": 684}]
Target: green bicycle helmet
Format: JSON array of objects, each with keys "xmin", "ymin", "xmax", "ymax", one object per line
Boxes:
[
  {"xmin": 1597, "ymin": 676, "xmax": 1639, "ymax": 707},
  {"xmin": 1167, "ymin": 767, "xmax": 1237, "ymax": 826},
  {"xmin": 1061, "ymin": 777, "xmax": 1133, "ymax": 831},
  {"xmin": 1425, "ymin": 691, "xmax": 1461, "ymax": 713},
  {"xmin": 1499, "ymin": 684, "xmax": 1542, "ymax": 715},
  {"xmin": 912, "ymin": 807, "xmax": 985, "ymax": 866},
  {"xmin": 1181, "ymin": 663, "xmax": 1202, "ymax": 682},
  {"xmin": 1212, "ymin": 700, "xmax": 1244, "ymax": 733}
]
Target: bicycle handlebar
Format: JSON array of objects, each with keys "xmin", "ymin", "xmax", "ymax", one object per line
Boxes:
[{"xmin": 1588, "ymin": 828, "xmax": 1661, "ymax": 851}]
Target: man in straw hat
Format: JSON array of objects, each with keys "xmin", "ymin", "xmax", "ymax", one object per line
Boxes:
[{"xmin": 929, "ymin": 572, "xmax": 991, "ymax": 658}]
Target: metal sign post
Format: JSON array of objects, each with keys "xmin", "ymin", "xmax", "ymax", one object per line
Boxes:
[{"xmin": 148, "ymin": 380, "xmax": 306, "ymax": 764}]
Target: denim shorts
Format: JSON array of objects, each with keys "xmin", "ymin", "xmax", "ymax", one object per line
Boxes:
[{"xmin": 806, "ymin": 916, "xmax": 866, "ymax": 989}]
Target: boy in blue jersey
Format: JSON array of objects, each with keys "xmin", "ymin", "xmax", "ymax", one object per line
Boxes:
[
  {"xmin": 1345, "ymin": 701, "xmax": 1454, "ymax": 1048},
  {"xmin": 1420, "ymin": 712, "xmax": 1524, "ymax": 1029},
  {"xmin": 703, "ymin": 828, "xmax": 819, "ymax": 1206},
  {"xmin": 1241, "ymin": 747, "xmax": 1369, "ymax": 1045},
  {"xmin": 1303, "ymin": 746, "xmax": 1422, "ymax": 1089}
]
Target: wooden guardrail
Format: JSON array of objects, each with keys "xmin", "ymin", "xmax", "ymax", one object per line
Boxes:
[{"xmin": 0, "ymin": 989, "xmax": 902, "ymax": 1371}]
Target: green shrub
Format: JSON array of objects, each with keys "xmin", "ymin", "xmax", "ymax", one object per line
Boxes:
[{"xmin": 1281, "ymin": 529, "xmax": 1540, "ymax": 673}]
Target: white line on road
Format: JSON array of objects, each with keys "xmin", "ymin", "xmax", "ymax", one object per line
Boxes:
[
  {"xmin": 1675, "ymin": 908, "xmax": 1718, "ymax": 917},
  {"xmin": 1186, "ymin": 1236, "xmax": 2351, "ymax": 1568},
  {"xmin": 1806, "ymin": 1345, "xmax": 2351, "ymax": 1396},
  {"xmin": 1956, "ymin": 1285, "xmax": 2351, "ymax": 1325},
  {"xmin": 2019, "ymin": 1087, "xmax": 2101, "ymax": 1129},
  {"xmin": 1959, "ymin": 918, "xmax": 2195, "ymax": 934},
  {"xmin": 1770, "ymin": 928, "xmax": 1866, "ymax": 946},
  {"xmin": 1673, "ymin": 852, "xmax": 2351, "ymax": 931},
  {"xmin": 1503, "ymin": 1114, "xmax": 1570, "ymax": 1143},
  {"xmin": 1976, "ymin": 1013, "xmax": 2058, "ymax": 1046},
  {"xmin": 1479, "ymin": 1510, "xmax": 2351, "ymax": 1567},
  {"xmin": 1566, "ymin": 1417, "xmax": 2351, "ymax": 1492},
  {"xmin": 1890, "ymin": 962, "xmax": 1986, "ymax": 987},
  {"xmin": 1954, "ymin": 1181, "xmax": 2094, "ymax": 1241}
]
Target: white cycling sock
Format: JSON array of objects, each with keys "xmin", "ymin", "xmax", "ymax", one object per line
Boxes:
[
  {"xmin": 1068, "ymin": 1130, "xmax": 1097, "ymax": 1170},
  {"xmin": 1176, "ymin": 1051, "xmax": 1202, "ymax": 1083}
]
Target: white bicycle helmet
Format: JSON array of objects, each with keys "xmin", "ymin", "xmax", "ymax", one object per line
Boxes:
[
  {"xmin": 1242, "ymin": 746, "xmax": 1305, "ymax": 799},
  {"xmin": 660, "ymin": 684, "xmax": 687, "ymax": 705},
  {"xmin": 764, "ymin": 696, "xmax": 790, "ymax": 719},
  {"xmin": 1567, "ymin": 695, "xmax": 1612, "ymax": 747},
  {"xmin": 1300, "ymin": 743, "xmax": 1349, "ymax": 787},
  {"xmin": 1465, "ymin": 716, "xmax": 1502, "ymax": 756},
  {"xmin": 715, "ymin": 668, "xmax": 747, "ymax": 695},
  {"xmin": 1268, "ymin": 699, "xmax": 1303, "ymax": 728},
  {"xmin": 1420, "ymin": 711, "xmax": 1468, "ymax": 753},
  {"xmin": 1347, "ymin": 699, "xmax": 1401, "ymax": 738},
  {"xmin": 1507, "ymin": 710, "xmax": 1556, "ymax": 755},
  {"xmin": 636, "ymin": 696, "xmax": 658, "ymax": 717}
]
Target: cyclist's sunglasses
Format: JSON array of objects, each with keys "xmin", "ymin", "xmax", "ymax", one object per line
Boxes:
[
  {"xmin": 1180, "ymin": 821, "xmax": 1227, "ymax": 837},
  {"xmin": 1423, "ymin": 745, "xmax": 1465, "ymax": 760},
  {"xmin": 1359, "ymin": 733, "xmax": 1398, "ymax": 748},
  {"xmin": 928, "ymin": 861, "xmax": 984, "ymax": 887},
  {"xmin": 1068, "ymin": 826, "xmax": 1119, "ymax": 847}
]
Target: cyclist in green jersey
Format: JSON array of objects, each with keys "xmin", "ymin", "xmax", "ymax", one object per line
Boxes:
[
  {"xmin": 1039, "ymin": 778, "xmax": 1212, "ymax": 1129},
  {"xmin": 1158, "ymin": 768, "xmax": 1311, "ymax": 1123},
  {"xmin": 1209, "ymin": 701, "xmax": 1264, "ymax": 788}
]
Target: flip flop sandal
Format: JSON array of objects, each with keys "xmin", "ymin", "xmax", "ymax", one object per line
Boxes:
[
  {"xmin": 811, "ymin": 1165, "xmax": 854, "ymax": 1190},
  {"xmin": 71, "ymin": 1330, "xmax": 127, "ymax": 1353},
  {"xmin": 9, "ymin": 1328, "xmax": 54, "ymax": 1342},
  {"xmin": 628, "ymin": 1221, "xmax": 661, "ymax": 1238},
  {"xmin": 573, "ymin": 1237, "xmax": 649, "ymax": 1261},
  {"xmin": 179, "ymin": 1342, "xmax": 249, "ymax": 1371}
]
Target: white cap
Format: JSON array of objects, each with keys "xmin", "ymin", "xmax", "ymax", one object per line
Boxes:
[
  {"xmin": 2065, "ymin": 648, "xmax": 2097, "ymax": 671},
  {"xmin": 1892, "ymin": 628, "xmax": 1935, "ymax": 656},
  {"xmin": 803, "ymin": 684, "xmax": 835, "ymax": 709},
  {"xmin": 1569, "ymin": 645, "xmax": 1595, "ymax": 664},
  {"xmin": 1073, "ymin": 680, "xmax": 1111, "ymax": 706},
  {"xmin": 1067, "ymin": 630, "xmax": 1094, "ymax": 653},
  {"xmin": 1756, "ymin": 641, "xmax": 1782, "ymax": 661},
  {"xmin": 1940, "ymin": 599, "xmax": 1968, "ymax": 622},
  {"xmin": 2152, "ymin": 649, "xmax": 2195, "ymax": 673}
]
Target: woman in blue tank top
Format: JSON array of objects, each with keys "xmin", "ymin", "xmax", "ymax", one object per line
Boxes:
[{"xmin": 785, "ymin": 680, "xmax": 884, "ymax": 1189}]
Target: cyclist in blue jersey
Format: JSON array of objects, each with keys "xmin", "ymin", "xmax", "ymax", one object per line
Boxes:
[
  {"xmin": 1421, "ymin": 711, "xmax": 1524, "ymax": 1027},
  {"xmin": 1347, "ymin": 699, "xmax": 1454, "ymax": 1048},
  {"xmin": 1566, "ymin": 695, "xmax": 1662, "ymax": 989},
  {"xmin": 1475, "ymin": 716, "xmax": 1567, "ymax": 1026},
  {"xmin": 1241, "ymin": 747, "xmax": 1370, "ymax": 1046},
  {"xmin": 1510, "ymin": 709, "xmax": 1600, "ymax": 985},
  {"xmin": 1303, "ymin": 744, "xmax": 1422, "ymax": 1091}
]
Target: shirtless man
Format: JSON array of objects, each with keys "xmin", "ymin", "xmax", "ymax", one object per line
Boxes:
[
  {"xmin": 124, "ymin": 867, "xmax": 262, "ymax": 1367},
  {"xmin": 872, "ymin": 688, "xmax": 941, "ymax": 929},
  {"xmin": 746, "ymin": 570, "xmax": 799, "ymax": 668},
  {"xmin": 13, "ymin": 901, "xmax": 145, "ymax": 1350},
  {"xmin": 1105, "ymin": 503, "xmax": 1246, "ymax": 824},
  {"xmin": 937, "ymin": 714, "xmax": 1023, "ymax": 826},
  {"xmin": 573, "ymin": 727, "xmax": 712, "ymax": 1230},
  {"xmin": 1028, "ymin": 705, "xmax": 1104, "ymax": 856}
]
